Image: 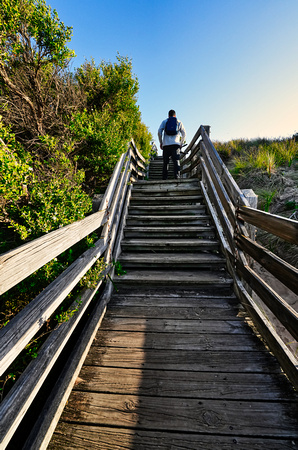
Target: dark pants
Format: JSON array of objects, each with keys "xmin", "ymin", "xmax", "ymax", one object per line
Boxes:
[{"xmin": 162, "ymin": 144, "xmax": 180, "ymax": 179}]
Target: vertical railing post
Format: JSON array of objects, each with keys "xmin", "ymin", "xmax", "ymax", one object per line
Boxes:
[
  {"xmin": 241, "ymin": 189, "xmax": 258, "ymax": 241},
  {"xmin": 203, "ymin": 125, "xmax": 210, "ymax": 137}
]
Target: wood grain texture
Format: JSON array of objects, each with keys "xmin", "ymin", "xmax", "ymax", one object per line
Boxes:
[
  {"xmin": 201, "ymin": 141, "xmax": 236, "ymax": 228},
  {"xmin": 200, "ymin": 158, "xmax": 235, "ymax": 251},
  {"xmin": 236, "ymin": 232, "xmax": 298, "ymax": 293},
  {"xmin": 0, "ymin": 238, "xmax": 108, "ymax": 376},
  {"xmin": 233, "ymin": 273, "xmax": 298, "ymax": 390},
  {"xmin": 48, "ymin": 425, "xmax": 298, "ymax": 450},
  {"xmin": 0, "ymin": 287, "xmax": 100, "ymax": 448},
  {"xmin": 99, "ymin": 317, "xmax": 246, "ymax": 334},
  {"xmin": 237, "ymin": 205, "xmax": 298, "ymax": 244},
  {"xmin": 0, "ymin": 208, "xmax": 106, "ymax": 295},
  {"xmin": 200, "ymin": 126, "xmax": 248, "ymax": 207},
  {"xmin": 92, "ymin": 330, "xmax": 263, "ymax": 351},
  {"xmin": 105, "ymin": 305, "xmax": 239, "ymax": 320},
  {"xmin": 84, "ymin": 346, "xmax": 281, "ymax": 372},
  {"xmin": 59, "ymin": 392, "xmax": 298, "ymax": 437},
  {"xmin": 75, "ymin": 366, "xmax": 294, "ymax": 400},
  {"xmin": 235, "ymin": 259, "xmax": 298, "ymax": 341}
]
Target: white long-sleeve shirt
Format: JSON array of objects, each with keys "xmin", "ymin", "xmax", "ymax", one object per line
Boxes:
[{"xmin": 158, "ymin": 118, "xmax": 186, "ymax": 147}]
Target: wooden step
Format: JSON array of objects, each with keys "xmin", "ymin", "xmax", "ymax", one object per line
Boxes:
[
  {"xmin": 128, "ymin": 204, "xmax": 206, "ymax": 215},
  {"xmin": 123, "ymin": 226, "xmax": 216, "ymax": 239},
  {"xmin": 115, "ymin": 269, "xmax": 233, "ymax": 294},
  {"xmin": 135, "ymin": 179, "xmax": 199, "ymax": 188},
  {"xmin": 126, "ymin": 215, "xmax": 212, "ymax": 226},
  {"xmin": 119, "ymin": 252, "xmax": 226, "ymax": 269},
  {"xmin": 130, "ymin": 195, "xmax": 204, "ymax": 205},
  {"xmin": 132, "ymin": 186, "xmax": 201, "ymax": 197},
  {"xmin": 121, "ymin": 238, "xmax": 219, "ymax": 253}
]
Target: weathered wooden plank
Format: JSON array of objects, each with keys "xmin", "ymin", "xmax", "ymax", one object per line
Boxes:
[
  {"xmin": 129, "ymin": 146, "xmax": 146, "ymax": 171},
  {"xmin": 130, "ymin": 160, "xmax": 145, "ymax": 178},
  {"xmin": 129, "ymin": 139, "xmax": 146, "ymax": 163},
  {"xmin": 200, "ymin": 158, "xmax": 235, "ymax": 252},
  {"xmin": 131, "ymin": 185, "xmax": 200, "ymax": 195},
  {"xmin": 236, "ymin": 233, "xmax": 298, "ymax": 293},
  {"xmin": 130, "ymin": 194, "xmax": 203, "ymax": 205},
  {"xmin": 103, "ymin": 155, "xmax": 131, "ymax": 232},
  {"xmin": 111, "ymin": 288, "xmax": 236, "ymax": 298},
  {"xmin": 106, "ymin": 305, "xmax": 240, "ymax": 320},
  {"xmin": 92, "ymin": 331, "xmax": 263, "ymax": 351},
  {"xmin": 0, "ymin": 237, "xmax": 108, "ymax": 377},
  {"xmin": 111, "ymin": 184, "xmax": 132, "ymax": 262},
  {"xmin": 181, "ymin": 141, "xmax": 200, "ymax": 166},
  {"xmin": 181, "ymin": 150, "xmax": 201, "ymax": 174},
  {"xmin": 22, "ymin": 285, "xmax": 112, "ymax": 450},
  {"xmin": 0, "ymin": 149, "xmax": 131, "ymax": 296},
  {"xmin": 200, "ymin": 180, "xmax": 234, "ymax": 259},
  {"xmin": 114, "ymin": 269, "xmax": 233, "ymax": 288},
  {"xmin": 201, "ymin": 127, "xmax": 249, "ymax": 207},
  {"xmin": 232, "ymin": 271, "xmax": 298, "ymax": 390},
  {"xmin": 121, "ymin": 238, "xmax": 218, "ymax": 247},
  {"xmin": 235, "ymin": 259, "xmax": 298, "ymax": 341},
  {"xmin": 128, "ymin": 205, "xmax": 206, "ymax": 215},
  {"xmin": 237, "ymin": 205, "xmax": 298, "ymax": 245},
  {"xmin": 100, "ymin": 317, "xmax": 246, "ymax": 334},
  {"xmin": 75, "ymin": 366, "xmax": 295, "ymax": 400},
  {"xmin": 0, "ymin": 286, "xmax": 101, "ymax": 449},
  {"xmin": 100, "ymin": 151, "xmax": 128, "ymax": 210},
  {"xmin": 103, "ymin": 161, "xmax": 130, "ymax": 259},
  {"xmin": 49, "ymin": 424, "xmax": 298, "ymax": 450},
  {"xmin": 201, "ymin": 141, "xmax": 236, "ymax": 228},
  {"xmin": 0, "ymin": 208, "xmax": 106, "ymax": 296},
  {"xmin": 183, "ymin": 126, "xmax": 202, "ymax": 155},
  {"xmin": 109, "ymin": 295, "xmax": 239, "ymax": 308},
  {"xmin": 135, "ymin": 178, "xmax": 198, "ymax": 187},
  {"xmin": 85, "ymin": 347, "xmax": 281, "ymax": 373},
  {"xmin": 59, "ymin": 392, "xmax": 298, "ymax": 437}
]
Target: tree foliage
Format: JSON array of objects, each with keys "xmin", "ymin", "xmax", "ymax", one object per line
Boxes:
[
  {"xmin": 0, "ymin": 0, "xmax": 152, "ymax": 324},
  {"xmin": 0, "ymin": 0, "xmax": 78, "ymax": 139},
  {"xmin": 73, "ymin": 56, "xmax": 152, "ymax": 190},
  {"xmin": 0, "ymin": 1, "xmax": 152, "ymax": 394}
]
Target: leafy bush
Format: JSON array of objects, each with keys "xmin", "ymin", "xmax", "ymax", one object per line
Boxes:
[
  {"xmin": 1, "ymin": 127, "xmax": 91, "ymax": 242},
  {"xmin": 0, "ymin": 119, "xmax": 33, "ymax": 209},
  {"xmin": 72, "ymin": 56, "xmax": 152, "ymax": 192}
]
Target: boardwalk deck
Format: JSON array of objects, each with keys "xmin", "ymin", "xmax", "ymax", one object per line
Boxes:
[
  {"xmin": 49, "ymin": 166, "xmax": 298, "ymax": 449},
  {"xmin": 49, "ymin": 289, "xmax": 298, "ymax": 449}
]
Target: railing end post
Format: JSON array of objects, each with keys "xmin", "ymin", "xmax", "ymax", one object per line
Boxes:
[{"xmin": 203, "ymin": 125, "xmax": 211, "ymax": 137}]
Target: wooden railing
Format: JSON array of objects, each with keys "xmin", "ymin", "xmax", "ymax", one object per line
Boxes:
[
  {"xmin": 1, "ymin": 127, "xmax": 297, "ymax": 447},
  {"xmin": 181, "ymin": 126, "xmax": 298, "ymax": 389},
  {"xmin": 0, "ymin": 140, "xmax": 147, "ymax": 449}
]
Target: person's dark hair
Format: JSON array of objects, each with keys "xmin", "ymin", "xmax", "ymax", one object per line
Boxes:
[{"xmin": 168, "ymin": 109, "xmax": 176, "ymax": 117}]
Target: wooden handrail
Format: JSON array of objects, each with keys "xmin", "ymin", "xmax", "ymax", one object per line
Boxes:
[
  {"xmin": 200, "ymin": 127, "xmax": 249, "ymax": 207},
  {"xmin": 0, "ymin": 209, "xmax": 106, "ymax": 296},
  {"xmin": 0, "ymin": 139, "xmax": 147, "ymax": 448},
  {"xmin": 180, "ymin": 125, "xmax": 298, "ymax": 390},
  {"xmin": 237, "ymin": 205, "xmax": 298, "ymax": 245},
  {"xmin": 200, "ymin": 141, "xmax": 236, "ymax": 227},
  {"xmin": 235, "ymin": 233, "xmax": 298, "ymax": 294},
  {"xmin": 235, "ymin": 259, "xmax": 298, "ymax": 341}
]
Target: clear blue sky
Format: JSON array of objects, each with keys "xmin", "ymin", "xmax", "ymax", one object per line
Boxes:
[{"xmin": 49, "ymin": 0, "xmax": 298, "ymax": 147}]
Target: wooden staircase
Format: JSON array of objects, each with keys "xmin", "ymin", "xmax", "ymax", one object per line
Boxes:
[
  {"xmin": 148, "ymin": 155, "xmax": 174, "ymax": 180},
  {"xmin": 2, "ymin": 131, "xmax": 297, "ymax": 449},
  {"xmin": 48, "ymin": 158, "xmax": 298, "ymax": 449},
  {"xmin": 118, "ymin": 177, "xmax": 232, "ymax": 294}
]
